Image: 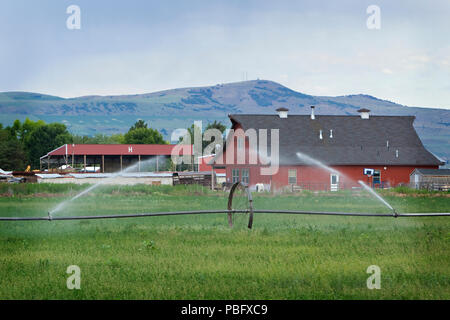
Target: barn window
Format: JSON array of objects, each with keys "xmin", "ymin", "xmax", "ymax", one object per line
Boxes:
[
  {"xmin": 237, "ymin": 137, "xmax": 244, "ymax": 149},
  {"xmin": 232, "ymin": 169, "xmax": 240, "ymax": 183},
  {"xmin": 288, "ymin": 169, "xmax": 297, "ymax": 184},
  {"xmin": 373, "ymin": 170, "xmax": 381, "ymax": 184},
  {"xmin": 241, "ymin": 169, "xmax": 249, "ymax": 184},
  {"xmin": 331, "ymin": 174, "xmax": 338, "ymax": 185}
]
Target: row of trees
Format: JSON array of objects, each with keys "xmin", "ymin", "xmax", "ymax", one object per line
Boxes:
[
  {"xmin": 0, "ymin": 119, "xmax": 72, "ymax": 171},
  {"xmin": 71, "ymin": 120, "xmax": 166, "ymax": 145},
  {"xmin": 0, "ymin": 118, "xmax": 226, "ymax": 171}
]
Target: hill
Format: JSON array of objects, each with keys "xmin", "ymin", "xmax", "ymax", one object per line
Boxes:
[{"xmin": 0, "ymin": 80, "xmax": 448, "ymax": 165}]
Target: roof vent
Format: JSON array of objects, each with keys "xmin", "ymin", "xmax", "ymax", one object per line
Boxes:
[
  {"xmin": 310, "ymin": 106, "xmax": 316, "ymax": 120},
  {"xmin": 358, "ymin": 108, "xmax": 370, "ymax": 119},
  {"xmin": 276, "ymin": 107, "xmax": 289, "ymax": 118}
]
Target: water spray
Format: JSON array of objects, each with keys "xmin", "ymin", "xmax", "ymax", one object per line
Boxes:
[
  {"xmin": 1, "ymin": 182, "xmax": 449, "ymax": 226},
  {"xmin": 48, "ymin": 157, "xmax": 162, "ymax": 217},
  {"xmin": 357, "ymin": 180, "xmax": 395, "ymax": 213},
  {"xmin": 295, "ymin": 151, "xmax": 397, "ymax": 213}
]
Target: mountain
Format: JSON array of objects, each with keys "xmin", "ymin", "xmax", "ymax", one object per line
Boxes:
[{"xmin": 0, "ymin": 80, "xmax": 448, "ymax": 165}]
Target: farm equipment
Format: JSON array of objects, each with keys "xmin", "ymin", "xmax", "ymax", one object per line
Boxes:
[{"xmin": 0, "ymin": 182, "xmax": 449, "ymax": 227}]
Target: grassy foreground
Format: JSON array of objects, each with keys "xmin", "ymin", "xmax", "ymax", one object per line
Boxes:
[{"xmin": 0, "ymin": 184, "xmax": 449, "ymax": 299}]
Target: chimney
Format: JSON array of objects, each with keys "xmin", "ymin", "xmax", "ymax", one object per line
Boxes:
[
  {"xmin": 310, "ymin": 106, "xmax": 316, "ymax": 120},
  {"xmin": 357, "ymin": 108, "xmax": 370, "ymax": 119},
  {"xmin": 276, "ymin": 107, "xmax": 289, "ymax": 118}
]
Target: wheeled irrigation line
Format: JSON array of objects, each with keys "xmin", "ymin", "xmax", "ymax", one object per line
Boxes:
[
  {"xmin": 0, "ymin": 210, "xmax": 449, "ymax": 222},
  {"xmin": 0, "ymin": 182, "xmax": 449, "ymax": 227}
]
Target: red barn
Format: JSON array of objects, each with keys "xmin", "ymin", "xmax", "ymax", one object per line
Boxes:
[
  {"xmin": 198, "ymin": 155, "xmax": 226, "ymax": 174},
  {"xmin": 212, "ymin": 107, "xmax": 443, "ymax": 191}
]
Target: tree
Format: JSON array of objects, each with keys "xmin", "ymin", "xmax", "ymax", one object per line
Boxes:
[
  {"xmin": 129, "ymin": 119, "xmax": 148, "ymax": 131},
  {"xmin": 2, "ymin": 118, "xmax": 48, "ymax": 170},
  {"xmin": 10, "ymin": 118, "xmax": 46, "ymax": 142},
  {"xmin": 24, "ymin": 123, "xmax": 73, "ymax": 168},
  {"xmin": 205, "ymin": 120, "xmax": 226, "ymax": 134},
  {"xmin": 180, "ymin": 121, "xmax": 227, "ymax": 153},
  {"xmin": 0, "ymin": 128, "xmax": 26, "ymax": 170},
  {"xmin": 204, "ymin": 121, "xmax": 226, "ymax": 152},
  {"xmin": 124, "ymin": 121, "xmax": 167, "ymax": 144},
  {"xmin": 181, "ymin": 124, "xmax": 202, "ymax": 145},
  {"xmin": 72, "ymin": 133, "xmax": 125, "ymax": 144},
  {"xmin": 124, "ymin": 127, "xmax": 166, "ymax": 144}
]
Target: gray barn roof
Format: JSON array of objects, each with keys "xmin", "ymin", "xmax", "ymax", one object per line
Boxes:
[
  {"xmin": 228, "ymin": 114, "xmax": 443, "ymax": 166},
  {"xmin": 412, "ymin": 169, "xmax": 450, "ymax": 176}
]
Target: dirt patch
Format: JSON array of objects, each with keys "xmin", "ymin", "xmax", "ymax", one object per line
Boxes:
[
  {"xmin": 0, "ymin": 192, "xmax": 67, "ymax": 198},
  {"xmin": 31, "ymin": 193, "xmax": 67, "ymax": 198},
  {"xmin": 383, "ymin": 192, "xmax": 450, "ymax": 198},
  {"xmin": 0, "ymin": 193, "xmax": 13, "ymax": 198}
]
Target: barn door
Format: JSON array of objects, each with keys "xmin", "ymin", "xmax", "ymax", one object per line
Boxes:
[
  {"xmin": 414, "ymin": 174, "xmax": 420, "ymax": 189},
  {"xmin": 330, "ymin": 174, "xmax": 339, "ymax": 191}
]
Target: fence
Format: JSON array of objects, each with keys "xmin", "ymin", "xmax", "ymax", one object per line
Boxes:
[
  {"xmin": 411, "ymin": 182, "xmax": 450, "ymax": 191},
  {"xmin": 290, "ymin": 182, "xmax": 368, "ymax": 192}
]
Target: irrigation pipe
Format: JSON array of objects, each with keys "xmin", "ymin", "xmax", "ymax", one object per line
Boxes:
[
  {"xmin": 0, "ymin": 210, "xmax": 449, "ymax": 222},
  {"xmin": 0, "ymin": 210, "xmax": 248, "ymax": 221},
  {"xmin": 252, "ymin": 210, "xmax": 450, "ymax": 217}
]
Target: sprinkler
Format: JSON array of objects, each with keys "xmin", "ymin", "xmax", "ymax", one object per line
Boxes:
[
  {"xmin": 393, "ymin": 209, "xmax": 398, "ymax": 218},
  {"xmin": 0, "ymin": 182, "xmax": 449, "ymax": 224}
]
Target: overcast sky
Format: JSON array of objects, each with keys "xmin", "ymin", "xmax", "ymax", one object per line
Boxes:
[{"xmin": 1, "ymin": 0, "xmax": 449, "ymax": 109}]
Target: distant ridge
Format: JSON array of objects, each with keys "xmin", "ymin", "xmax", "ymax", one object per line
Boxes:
[{"xmin": 0, "ymin": 80, "xmax": 448, "ymax": 165}]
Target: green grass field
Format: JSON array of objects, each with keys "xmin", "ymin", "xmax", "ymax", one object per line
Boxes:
[{"xmin": 0, "ymin": 184, "xmax": 449, "ymax": 299}]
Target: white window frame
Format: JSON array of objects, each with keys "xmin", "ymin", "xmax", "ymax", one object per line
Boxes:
[
  {"xmin": 232, "ymin": 168, "xmax": 240, "ymax": 184},
  {"xmin": 330, "ymin": 174, "xmax": 339, "ymax": 191},
  {"xmin": 241, "ymin": 168, "xmax": 249, "ymax": 184},
  {"xmin": 288, "ymin": 169, "xmax": 297, "ymax": 185}
]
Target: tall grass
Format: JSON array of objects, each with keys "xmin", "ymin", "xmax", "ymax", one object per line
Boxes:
[
  {"xmin": 0, "ymin": 183, "xmax": 218, "ymax": 197},
  {"xmin": 386, "ymin": 186, "xmax": 450, "ymax": 195},
  {"xmin": 0, "ymin": 184, "xmax": 448, "ymax": 299}
]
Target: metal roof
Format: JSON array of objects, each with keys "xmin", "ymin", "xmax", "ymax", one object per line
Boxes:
[
  {"xmin": 36, "ymin": 172, "xmax": 173, "ymax": 179},
  {"xmin": 41, "ymin": 144, "xmax": 192, "ymax": 158},
  {"xmin": 226, "ymin": 114, "xmax": 443, "ymax": 166},
  {"xmin": 412, "ymin": 169, "xmax": 450, "ymax": 176},
  {"xmin": 0, "ymin": 169, "xmax": 13, "ymax": 176},
  {"xmin": 35, "ymin": 174, "xmax": 64, "ymax": 179}
]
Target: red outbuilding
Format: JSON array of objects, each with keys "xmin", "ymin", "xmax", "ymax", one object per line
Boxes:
[
  {"xmin": 212, "ymin": 107, "xmax": 443, "ymax": 191},
  {"xmin": 40, "ymin": 144, "xmax": 192, "ymax": 173},
  {"xmin": 198, "ymin": 155, "xmax": 226, "ymax": 174}
]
